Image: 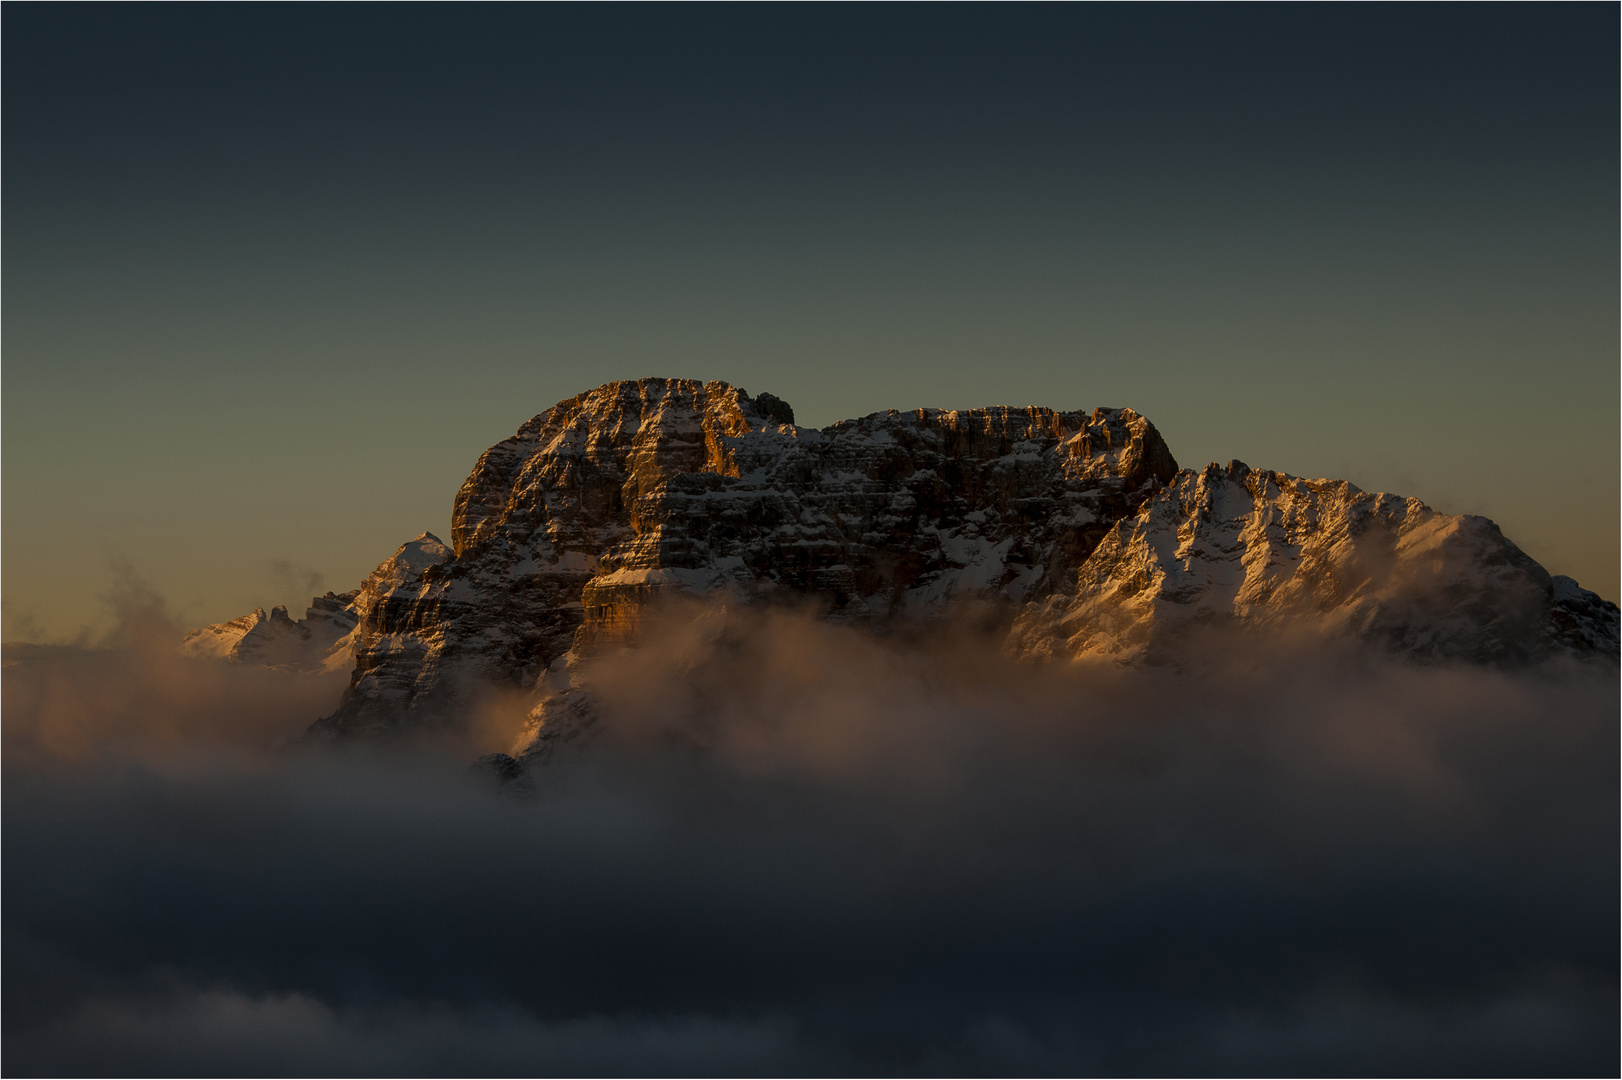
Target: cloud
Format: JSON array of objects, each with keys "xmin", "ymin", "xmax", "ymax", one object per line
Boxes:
[
  {"xmin": 1, "ymin": 600, "xmax": 44, "ymax": 644},
  {"xmin": 263, "ymin": 559, "xmax": 327, "ymax": 610},
  {"xmin": 12, "ymin": 992, "xmax": 801, "ymax": 1077},
  {"xmin": 3, "ymin": 600, "xmax": 1616, "ymax": 1074}
]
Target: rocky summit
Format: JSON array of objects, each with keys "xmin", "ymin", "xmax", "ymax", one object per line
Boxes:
[{"xmin": 183, "ymin": 378, "xmax": 1618, "ymax": 745}]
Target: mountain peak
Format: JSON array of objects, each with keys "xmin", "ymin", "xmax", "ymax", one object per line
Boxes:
[{"xmin": 179, "ymin": 378, "xmax": 1615, "ymax": 741}]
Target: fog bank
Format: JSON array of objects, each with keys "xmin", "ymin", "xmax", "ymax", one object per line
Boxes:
[{"xmin": 4, "ymin": 601, "xmax": 1617, "ymax": 1075}]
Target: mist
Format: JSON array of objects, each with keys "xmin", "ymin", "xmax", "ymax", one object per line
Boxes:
[{"xmin": 4, "ymin": 595, "xmax": 1617, "ymax": 1076}]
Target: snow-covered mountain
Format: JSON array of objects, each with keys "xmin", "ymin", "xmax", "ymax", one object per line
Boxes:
[
  {"xmin": 179, "ymin": 593, "xmax": 359, "ymax": 672},
  {"xmin": 180, "ymin": 378, "xmax": 1618, "ymax": 746},
  {"xmin": 1011, "ymin": 459, "xmax": 1621, "ymax": 665}
]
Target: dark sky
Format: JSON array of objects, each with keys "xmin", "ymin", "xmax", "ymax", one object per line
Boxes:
[{"xmin": 5, "ymin": 5, "xmax": 1617, "ymax": 637}]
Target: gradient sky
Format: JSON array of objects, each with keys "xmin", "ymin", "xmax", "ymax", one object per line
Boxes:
[{"xmin": 5, "ymin": 5, "xmax": 1617, "ymax": 641}]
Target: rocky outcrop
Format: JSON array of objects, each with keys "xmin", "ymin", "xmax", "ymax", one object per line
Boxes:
[
  {"xmin": 180, "ymin": 377, "xmax": 1619, "ymax": 748},
  {"xmin": 307, "ymin": 533, "xmax": 454, "ymax": 737},
  {"xmin": 316, "ymin": 377, "xmax": 1179, "ymax": 735}
]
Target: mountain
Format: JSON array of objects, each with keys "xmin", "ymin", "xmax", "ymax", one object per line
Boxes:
[
  {"xmin": 181, "ymin": 378, "xmax": 1618, "ymax": 748},
  {"xmin": 310, "ymin": 377, "xmax": 1181, "ymax": 737},
  {"xmin": 1011, "ymin": 459, "xmax": 1621, "ymax": 665},
  {"xmin": 179, "ymin": 593, "xmax": 359, "ymax": 672},
  {"xmin": 183, "ymin": 534, "xmax": 454, "ymax": 678}
]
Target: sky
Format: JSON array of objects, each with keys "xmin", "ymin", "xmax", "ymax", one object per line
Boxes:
[{"xmin": 5, "ymin": 6, "xmax": 1617, "ymax": 640}]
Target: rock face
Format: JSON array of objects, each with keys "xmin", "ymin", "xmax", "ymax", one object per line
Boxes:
[
  {"xmin": 181, "ymin": 377, "xmax": 1619, "ymax": 744},
  {"xmin": 319, "ymin": 378, "xmax": 1179, "ymax": 735},
  {"xmin": 306, "ymin": 534, "xmax": 455, "ymax": 734},
  {"xmin": 1010, "ymin": 460, "xmax": 1620, "ymax": 664}
]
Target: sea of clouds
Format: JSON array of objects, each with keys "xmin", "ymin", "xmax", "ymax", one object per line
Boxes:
[{"xmin": 4, "ymin": 577, "xmax": 1616, "ymax": 1076}]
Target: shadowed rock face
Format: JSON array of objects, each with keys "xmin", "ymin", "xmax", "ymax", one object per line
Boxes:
[{"xmin": 181, "ymin": 377, "xmax": 1618, "ymax": 741}]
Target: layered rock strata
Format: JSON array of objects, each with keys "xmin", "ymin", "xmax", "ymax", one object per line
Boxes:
[{"xmin": 321, "ymin": 378, "xmax": 1179, "ymax": 735}]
